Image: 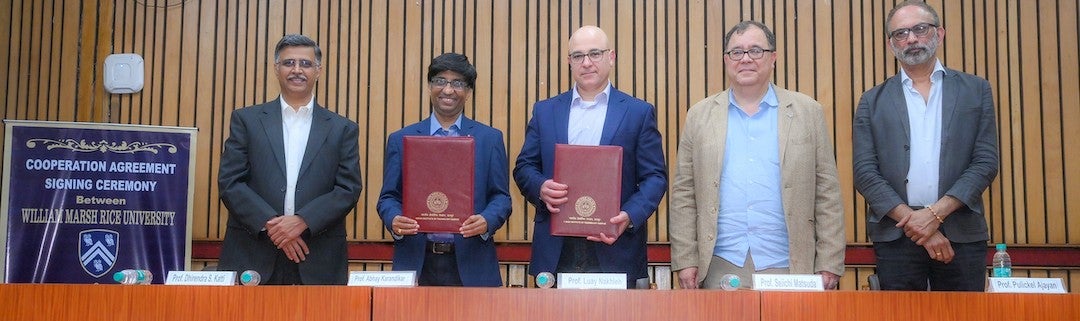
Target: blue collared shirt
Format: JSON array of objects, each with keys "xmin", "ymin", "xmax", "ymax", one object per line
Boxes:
[
  {"xmin": 429, "ymin": 113, "xmax": 463, "ymax": 136},
  {"xmin": 714, "ymin": 85, "xmax": 790, "ymax": 270}
]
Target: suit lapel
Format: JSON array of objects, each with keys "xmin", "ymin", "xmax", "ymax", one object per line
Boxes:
[
  {"xmin": 555, "ymin": 94, "xmax": 571, "ymax": 144},
  {"xmin": 940, "ymin": 69, "xmax": 959, "ymax": 142},
  {"xmin": 776, "ymin": 88, "xmax": 794, "ymax": 166},
  {"xmin": 600, "ymin": 89, "xmax": 630, "ymax": 145},
  {"xmin": 259, "ymin": 100, "xmax": 288, "ymax": 176},
  {"xmin": 298, "ymin": 104, "xmax": 331, "ymax": 177},
  {"xmin": 458, "ymin": 116, "xmax": 477, "ymax": 136},
  {"xmin": 885, "ymin": 76, "xmax": 912, "ymax": 142}
]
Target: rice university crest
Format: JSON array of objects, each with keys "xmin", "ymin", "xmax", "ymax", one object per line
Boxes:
[{"xmin": 78, "ymin": 229, "xmax": 119, "ymax": 277}]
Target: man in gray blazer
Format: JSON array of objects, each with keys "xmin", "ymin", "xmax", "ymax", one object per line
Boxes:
[
  {"xmin": 670, "ymin": 21, "xmax": 845, "ymax": 290},
  {"xmin": 218, "ymin": 34, "xmax": 362, "ymax": 285},
  {"xmin": 854, "ymin": 1, "xmax": 999, "ymax": 291}
]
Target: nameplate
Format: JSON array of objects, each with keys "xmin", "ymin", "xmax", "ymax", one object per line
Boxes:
[
  {"xmin": 347, "ymin": 271, "xmax": 416, "ymax": 287},
  {"xmin": 164, "ymin": 271, "xmax": 236, "ymax": 286},
  {"xmin": 556, "ymin": 273, "xmax": 627, "ymax": 289},
  {"xmin": 752, "ymin": 274, "xmax": 825, "ymax": 291},
  {"xmin": 987, "ymin": 277, "xmax": 1067, "ymax": 293}
]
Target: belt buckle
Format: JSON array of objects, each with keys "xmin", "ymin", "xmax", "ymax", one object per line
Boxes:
[{"xmin": 431, "ymin": 242, "xmax": 453, "ymax": 254}]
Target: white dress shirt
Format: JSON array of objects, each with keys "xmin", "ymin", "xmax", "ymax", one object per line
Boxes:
[{"xmin": 280, "ymin": 96, "xmax": 314, "ymax": 215}]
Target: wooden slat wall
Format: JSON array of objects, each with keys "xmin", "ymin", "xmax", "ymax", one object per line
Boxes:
[{"xmin": 1, "ymin": 0, "xmax": 1078, "ymax": 280}]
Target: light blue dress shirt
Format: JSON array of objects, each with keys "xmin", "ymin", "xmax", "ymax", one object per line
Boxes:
[
  {"xmin": 901, "ymin": 60, "xmax": 946, "ymax": 207},
  {"xmin": 714, "ymin": 85, "xmax": 790, "ymax": 270},
  {"xmin": 567, "ymin": 83, "xmax": 611, "ymax": 146}
]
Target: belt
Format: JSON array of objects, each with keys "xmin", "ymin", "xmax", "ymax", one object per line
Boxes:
[{"xmin": 427, "ymin": 241, "xmax": 455, "ymax": 254}]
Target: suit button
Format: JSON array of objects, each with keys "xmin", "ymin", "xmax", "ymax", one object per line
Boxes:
[
  {"xmin": 904, "ymin": 179, "xmax": 909, "ymax": 183},
  {"xmin": 280, "ymin": 187, "xmax": 286, "ymax": 192}
]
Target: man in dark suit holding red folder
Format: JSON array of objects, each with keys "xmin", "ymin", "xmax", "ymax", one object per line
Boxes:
[
  {"xmin": 514, "ymin": 26, "xmax": 668, "ymax": 288},
  {"xmin": 378, "ymin": 53, "xmax": 512, "ymax": 286}
]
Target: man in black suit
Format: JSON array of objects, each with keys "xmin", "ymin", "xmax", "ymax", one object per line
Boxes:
[
  {"xmin": 218, "ymin": 34, "xmax": 362, "ymax": 285},
  {"xmin": 854, "ymin": 1, "xmax": 999, "ymax": 291}
]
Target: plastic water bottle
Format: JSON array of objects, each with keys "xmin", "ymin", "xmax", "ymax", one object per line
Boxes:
[
  {"xmin": 536, "ymin": 272, "xmax": 555, "ymax": 288},
  {"xmin": 113, "ymin": 269, "xmax": 153, "ymax": 285},
  {"xmin": 239, "ymin": 270, "xmax": 261, "ymax": 286},
  {"xmin": 992, "ymin": 243, "xmax": 1012, "ymax": 277},
  {"xmin": 719, "ymin": 274, "xmax": 741, "ymax": 291}
]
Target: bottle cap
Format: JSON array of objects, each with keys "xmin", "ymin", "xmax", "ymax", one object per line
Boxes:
[
  {"xmin": 728, "ymin": 276, "xmax": 741, "ymax": 288},
  {"xmin": 536, "ymin": 272, "xmax": 555, "ymax": 288},
  {"xmin": 113, "ymin": 271, "xmax": 125, "ymax": 283},
  {"xmin": 241, "ymin": 272, "xmax": 253, "ymax": 283},
  {"xmin": 996, "ymin": 243, "xmax": 1006, "ymax": 251}
]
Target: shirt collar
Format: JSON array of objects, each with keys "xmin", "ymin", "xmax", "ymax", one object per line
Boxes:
[
  {"xmin": 279, "ymin": 95, "xmax": 315, "ymax": 115},
  {"xmin": 899, "ymin": 59, "xmax": 947, "ymax": 86},
  {"xmin": 571, "ymin": 82, "xmax": 612, "ymax": 106},
  {"xmin": 728, "ymin": 84, "xmax": 780, "ymax": 110},
  {"xmin": 428, "ymin": 113, "xmax": 463, "ymax": 135}
]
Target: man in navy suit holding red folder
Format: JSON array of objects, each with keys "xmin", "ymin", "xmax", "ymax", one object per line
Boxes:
[
  {"xmin": 378, "ymin": 53, "xmax": 512, "ymax": 286},
  {"xmin": 514, "ymin": 26, "xmax": 668, "ymax": 289}
]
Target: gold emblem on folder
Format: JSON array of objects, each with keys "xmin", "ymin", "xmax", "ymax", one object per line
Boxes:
[
  {"xmin": 426, "ymin": 192, "xmax": 449, "ymax": 213},
  {"xmin": 574, "ymin": 196, "xmax": 597, "ymax": 217}
]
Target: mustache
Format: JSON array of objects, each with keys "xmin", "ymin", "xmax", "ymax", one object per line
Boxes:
[
  {"xmin": 287, "ymin": 74, "xmax": 308, "ymax": 81},
  {"xmin": 904, "ymin": 45, "xmax": 930, "ymax": 55}
]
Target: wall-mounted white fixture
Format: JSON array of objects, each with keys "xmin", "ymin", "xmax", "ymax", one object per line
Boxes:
[{"xmin": 103, "ymin": 53, "xmax": 144, "ymax": 94}]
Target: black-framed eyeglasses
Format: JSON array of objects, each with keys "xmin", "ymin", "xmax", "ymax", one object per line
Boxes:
[
  {"xmin": 568, "ymin": 49, "xmax": 610, "ymax": 64},
  {"xmin": 277, "ymin": 58, "xmax": 318, "ymax": 69},
  {"xmin": 430, "ymin": 77, "xmax": 469, "ymax": 90},
  {"xmin": 725, "ymin": 47, "xmax": 774, "ymax": 60},
  {"xmin": 889, "ymin": 23, "xmax": 938, "ymax": 41}
]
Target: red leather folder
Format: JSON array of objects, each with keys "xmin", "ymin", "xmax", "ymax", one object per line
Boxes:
[
  {"xmin": 551, "ymin": 144, "xmax": 622, "ymax": 237},
  {"xmin": 403, "ymin": 136, "xmax": 474, "ymax": 233}
]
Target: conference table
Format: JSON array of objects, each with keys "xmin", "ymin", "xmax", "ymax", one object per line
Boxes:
[{"xmin": 1, "ymin": 284, "xmax": 1076, "ymax": 320}]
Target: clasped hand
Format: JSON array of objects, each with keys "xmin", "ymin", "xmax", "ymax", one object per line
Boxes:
[{"xmin": 266, "ymin": 215, "xmax": 309, "ymax": 263}]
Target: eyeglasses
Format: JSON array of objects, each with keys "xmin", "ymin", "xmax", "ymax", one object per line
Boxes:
[
  {"xmin": 725, "ymin": 47, "xmax": 774, "ymax": 60},
  {"xmin": 277, "ymin": 59, "xmax": 319, "ymax": 69},
  {"xmin": 889, "ymin": 23, "xmax": 937, "ymax": 41},
  {"xmin": 568, "ymin": 49, "xmax": 610, "ymax": 64},
  {"xmin": 430, "ymin": 77, "xmax": 469, "ymax": 90}
]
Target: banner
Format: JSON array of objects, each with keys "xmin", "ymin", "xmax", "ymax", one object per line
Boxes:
[{"xmin": 1, "ymin": 120, "xmax": 195, "ymax": 283}]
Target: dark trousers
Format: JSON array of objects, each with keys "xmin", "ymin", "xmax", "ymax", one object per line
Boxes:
[
  {"xmin": 266, "ymin": 250, "xmax": 302, "ymax": 285},
  {"xmin": 555, "ymin": 238, "xmax": 601, "ymax": 273},
  {"xmin": 418, "ymin": 243, "xmax": 463, "ymax": 286},
  {"xmin": 873, "ymin": 237, "xmax": 987, "ymax": 291},
  {"xmin": 554, "ymin": 238, "xmax": 647, "ymax": 289}
]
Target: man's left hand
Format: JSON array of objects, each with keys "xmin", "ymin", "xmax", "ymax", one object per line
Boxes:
[
  {"xmin": 460, "ymin": 214, "xmax": 489, "ymax": 238},
  {"xmin": 267, "ymin": 215, "xmax": 308, "ymax": 248},
  {"xmin": 587, "ymin": 211, "xmax": 630, "ymax": 245},
  {"xmin": 896, "ymin": 208, "xmax": 940, "ymax": 245},
  {"xmin": 818, "ymin": 271, "xmax": 840, "ymax": 290}
]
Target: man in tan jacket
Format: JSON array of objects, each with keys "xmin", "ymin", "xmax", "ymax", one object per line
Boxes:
[{"xmin": 669, "ymin": 21, "xmax": 845, "ymax": 289}]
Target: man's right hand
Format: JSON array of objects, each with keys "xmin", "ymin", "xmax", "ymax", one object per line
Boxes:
[
  {"xmin": 540, "ymin": 179, "xmax": 569, "ymax": 214},
  {"xmin": 923, "ymin": 232, "xmax": 954, "ymax": 264},
  {"xmin": 678, "ymin": 267, "xmax": 699, "ymax": 289},
  {"xmin": 280, "ymin": 238, "xmax": 309, "ymax": 263}
]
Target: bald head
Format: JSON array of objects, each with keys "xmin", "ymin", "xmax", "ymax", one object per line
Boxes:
[{"xmin": 568, "ymin": 25, "xmax": 610, "ymax": 53}]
